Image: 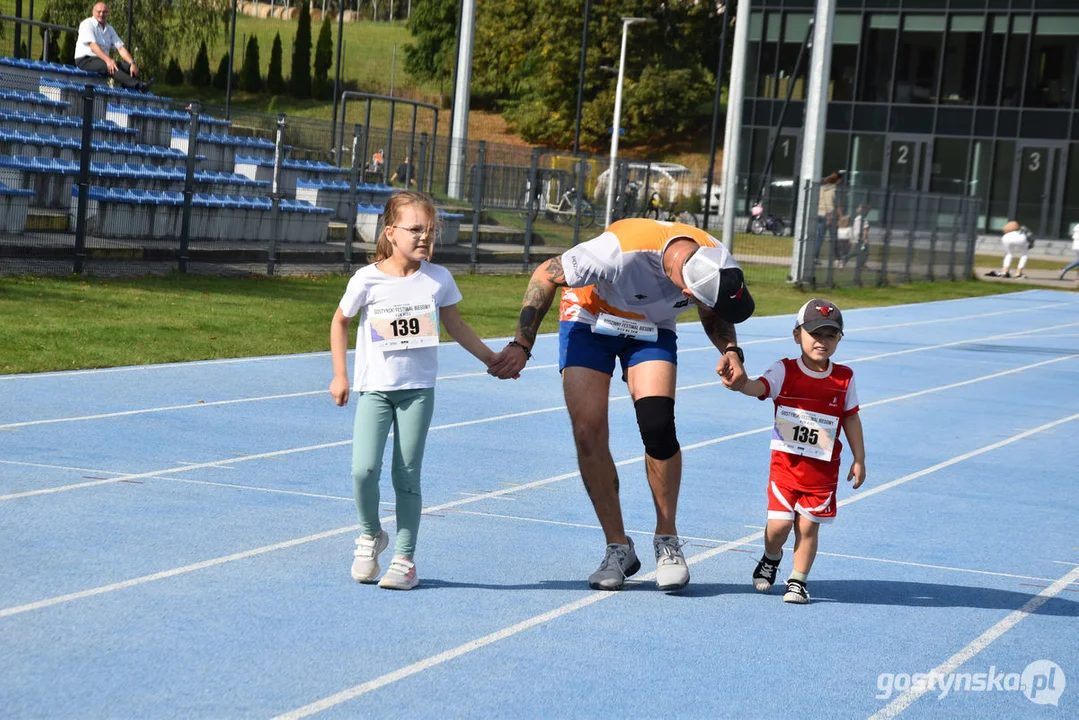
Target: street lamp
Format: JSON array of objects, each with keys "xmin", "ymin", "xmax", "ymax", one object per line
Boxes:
[{"xmin": 605, "ymin": 16, "xmax": 655, "ymax": 227}]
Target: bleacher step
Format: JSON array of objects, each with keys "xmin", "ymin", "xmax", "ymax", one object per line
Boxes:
[{"xmin": 26, "ymin": 208, "xmax": 68, "ymax": 231}]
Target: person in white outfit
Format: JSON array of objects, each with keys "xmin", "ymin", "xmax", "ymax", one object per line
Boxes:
[
  {"xmin": 993, "ymin": 220, "xmax": 1032, "ymax": 279},
  {"xmin": 1059, "ymin": 224, "xmax": 1079, "ymax": 280}
]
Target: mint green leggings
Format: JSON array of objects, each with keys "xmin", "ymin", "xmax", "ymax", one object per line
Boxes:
[{"xmin": 351, "ymin": 388, "xmax": 435, "ymax": 559}]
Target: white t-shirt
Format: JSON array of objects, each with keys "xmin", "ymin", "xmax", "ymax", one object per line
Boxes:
[
  {"xmin": 75, "ymin": 17, "xmax": 124, "ymax": 60},
  {"xmin": 1071, "ymin": 225, "xmax": 1079, "ymax": 252},
  {"xmin": 338, "ymin": 261, "xmax": 462, "ymax": 391}
]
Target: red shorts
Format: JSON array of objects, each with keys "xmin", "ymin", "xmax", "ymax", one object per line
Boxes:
[{"xmin": 767, "ymin": 479, "xmax": 837, "ymax": 524}]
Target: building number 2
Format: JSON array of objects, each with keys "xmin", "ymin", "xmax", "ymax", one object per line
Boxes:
[
  {"xmin": 792, "ymin": 426, "xmax": 819, "ymax": 444},
  {"xmin": 390, "ymin": 318, "xmax": 421, "ymax": 336},
  {"xmin": 896, "ymin": 145, "xmax": 909, "ymax": 165}
]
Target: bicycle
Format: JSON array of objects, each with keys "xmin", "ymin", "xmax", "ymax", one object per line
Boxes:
[
  {"xmin": 748, "ymin": 203, "xmax": 788, "ymax": 236},
  {"xmin": 518, "ymin": 182, "xmax": 596, "ymax": 227},
  {"xmin": 645, "ymin": 192, "xmax": 698, "ymax": 227}
]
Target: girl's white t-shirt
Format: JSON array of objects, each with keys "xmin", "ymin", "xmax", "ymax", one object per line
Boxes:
[{"xmin": 338, "ymin": 261, "xmax": 463, "ymax": 391}]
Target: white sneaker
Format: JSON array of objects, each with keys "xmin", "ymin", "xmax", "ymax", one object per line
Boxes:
[
  {"xmin": 654, "ymin": 534, "xmax": 690, "ymax": 591},
  {"xmin": 378, "ymin": 556, "xmax": 419, "ymax": 590},
  {"xmin": 351, "ymin": 530, "xmax": 389, "ymax": 583}
]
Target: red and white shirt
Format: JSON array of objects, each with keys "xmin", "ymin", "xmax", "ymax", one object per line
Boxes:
[
  {"xmin": 559, "ymin": 219, "xmax": 739, "ymax": 332},
  {"xmin": 757, "ymin": 357, "xmax": 859, "ymax": 489}
]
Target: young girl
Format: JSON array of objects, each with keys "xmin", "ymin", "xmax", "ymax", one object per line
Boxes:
[{"xmin": 329, "ymin": 191, "xmax": 500, "ymax": 590}]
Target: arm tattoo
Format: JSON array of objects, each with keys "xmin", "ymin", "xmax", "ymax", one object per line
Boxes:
[
  {"xmin": 699, "ymin": 309, "xmax": 737, "ymax": 350},
  {"xmin": 517, "ymin": 258, "xmax": 565, "ymax": 346}
]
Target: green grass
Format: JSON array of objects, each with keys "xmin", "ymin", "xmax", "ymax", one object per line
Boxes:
[{"xmin": 0, "ymin": 273, "xmax": 1047, "ymax": 375}]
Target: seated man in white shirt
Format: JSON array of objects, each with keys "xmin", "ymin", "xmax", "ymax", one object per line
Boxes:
[{"xmin": 74, "ymin": 3, "xmax": 150, "ymax": 91}]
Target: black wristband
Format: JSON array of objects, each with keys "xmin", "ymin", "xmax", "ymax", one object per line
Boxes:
[
  {"xmin": 508, "ymin": 340, "xmax": 532, "ymax": 360},
  {"xmin": 724, "ymin": 345, "xmax": 744, "ymax": 364}
]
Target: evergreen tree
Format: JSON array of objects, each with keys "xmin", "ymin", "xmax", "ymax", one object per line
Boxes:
[
  {"xmin": 313, "ymin": 16, "xmax": 334, "ymax": 100},
  {"xmin": 213, "ymin": 53, "xmax": 232, "ymax": 91},
  {"xmin": 266, "ymin": 33, "xmax": 287, "ymax": 95},
  {"xmin": 59, "ymin": 31, "xmax": 77, "ymax": 65},
  {"xmin": 241, "ymin": 36, "xmax": 262, "ymax": 93},
  {"xmin": 191, "ymin": 41, "xmax": 212, "ymax": 87},
  {"xmin": 289, "ymin": 1, "xmax": 312, "ymax": 98},
  {"xmin": 165, "ymin": 57, "xmax": 184, "ymax": 85}
]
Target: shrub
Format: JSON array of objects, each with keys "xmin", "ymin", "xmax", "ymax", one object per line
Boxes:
[
  {"xmin": 165, "ymin": 58, "xmax": 184, "ymax": 85},
  {"xmin": 241, "ymin": 36, "xmax": 261, "ymax": 93},
  {"xmin": 289, "ymin": 1, "xmax": 312, "ymax": 98},
  {"xmin": 191, "ymin": 42, "xmax": 212, "ymax": 87},
  {"xmin": 266, "ymin": 33, "xmax": 287, "ymax": 95}
]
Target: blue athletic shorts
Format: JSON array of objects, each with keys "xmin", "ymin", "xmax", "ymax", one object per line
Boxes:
[{"xmin": 558, "ymin": 320, "xmax": 678, "ymax": 378}]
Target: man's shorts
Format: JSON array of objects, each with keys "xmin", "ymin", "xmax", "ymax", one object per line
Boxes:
[
  {"xmin": 767, "ymin": 479, "xmax": 837, "ymax": 524},
  {"xmin": 559, "ymin": 320, "xmax": 677, "ymax": 378}
]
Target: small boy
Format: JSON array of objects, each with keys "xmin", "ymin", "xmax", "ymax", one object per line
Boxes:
[{"xmin": 725, "ymin": 298, "xmax": 866, "ymax": 604}]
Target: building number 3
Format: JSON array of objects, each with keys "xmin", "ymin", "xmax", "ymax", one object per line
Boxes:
[{"xmin": 792, "ymin": 426, "xmax": 819, "ymax": 444}]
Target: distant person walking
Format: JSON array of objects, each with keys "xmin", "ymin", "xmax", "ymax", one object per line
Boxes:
[
  {"xmin": 1059, "ymin": 224, "xmax": 1079, "ymax": 280},
  {"xmin": 812, "ymin": 171, "xmax": 844, "ymax": 266},
  {"xmin": 74, "ymin": 3, "xmax": 151, "ymax": 91}
]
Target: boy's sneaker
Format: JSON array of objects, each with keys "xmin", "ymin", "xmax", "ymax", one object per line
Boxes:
[
  {"xmin": 653, "ymin": 534, "xmax": 690, "ymax": 591},
  {"xmin": 351, "ymin": 530, "xmax": 389, "ymax": 583},
  {"xmin": 378, "ymin": 556, "xmax": 419, "ymax": 590},
  {"xmin": 588, "ymin": 537, "xmax": 641, "ymax": 591},
  {"xmin": 752, "ymin": 552, "xmax": 782, "ymax": 592},
  {"xmin": 783, "ymin": 578, "xmax": 810, "ymax": 604}
]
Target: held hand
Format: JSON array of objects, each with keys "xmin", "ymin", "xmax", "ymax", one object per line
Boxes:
[
  {"xmin": 716, "ymin": 353, "xmax": 748, "ymax": 391},
  {"xmin": 847, "ymin": 461, "xmax": 866, "ymax": 489},
  {"xmin": 329, "ymin": 376, "xmax": 351, "ymax": 406},
  {"xmin": 487, "ymin": 344, "xmax": 528, "ymax": 379},
  {"xmin": 485, "ymin": 349, "xmax": 517, "ymax": 379}
]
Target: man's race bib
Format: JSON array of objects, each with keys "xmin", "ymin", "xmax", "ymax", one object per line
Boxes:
[
  {"xmin": 770, "ymin": 405, "xmax": 839, "ymax": 461},
  {"xmin": 592, "ymin": 313, "xmax": 658, "ymax": 342},
  {"xmin": 368, "ymin": 299, "xmax": 438, "ymax": 351}
]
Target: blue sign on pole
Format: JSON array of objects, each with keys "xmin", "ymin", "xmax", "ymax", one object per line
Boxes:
[{"xmin": 607, "ymin": 127, "xmax": 626, "ymax": 135}]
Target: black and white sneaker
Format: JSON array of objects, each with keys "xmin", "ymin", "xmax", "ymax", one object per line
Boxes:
[
  {"xmin": 783, "ymin": 578, "xmax": 810, "ymax": 604},
  {"xmin": 752, "ymin": 553, "xmax": 782, "ymax": 592}
]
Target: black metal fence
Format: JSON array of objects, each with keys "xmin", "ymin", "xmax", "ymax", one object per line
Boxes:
[{"xmin": 0, "ymin": 57, "xmax": 984, "ymax": 283}]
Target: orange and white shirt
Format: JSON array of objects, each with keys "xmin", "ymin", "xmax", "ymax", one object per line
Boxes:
[{"xmin": 559, "ymin": 219, "xmax": 739, "ymax": 332}]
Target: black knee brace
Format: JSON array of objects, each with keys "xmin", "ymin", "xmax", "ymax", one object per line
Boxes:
[{"xmin": 634, "ymin": 396, "xmax": 679, "ymax": 460}]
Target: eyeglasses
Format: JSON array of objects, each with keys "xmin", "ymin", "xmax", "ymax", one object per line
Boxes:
[{"xmin": 391, "ymin": 225, "xmax": 430, "ymax": 239}]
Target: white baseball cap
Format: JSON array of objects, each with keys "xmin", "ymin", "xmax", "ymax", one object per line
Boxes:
[{"xmin": 682, "ymin": 246, "xmax": 755, "ymax": 324}]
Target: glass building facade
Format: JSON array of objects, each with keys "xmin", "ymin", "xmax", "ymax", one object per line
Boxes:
[{"xmin": 742, "ymin": 0, "xmax": 1079, "ymax": 238}]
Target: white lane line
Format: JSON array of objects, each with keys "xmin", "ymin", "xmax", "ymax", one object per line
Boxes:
[
  {"xmin": 442, "ymin": 509, "xmax": 1079, "ymax": 587},
  {"xmin": 6, "ymin": 344, "xmax": 1076, "ymax": 502},
  {"xmin": 271, "ymin": 410, "xmax": 1079, "ymax": 718},
  {"xmin": 868, "ymin": 563, "xmax": 1079, "ymax": 720},
  {"xmin": 5, "ymin": 303, "xmax": 1075, "ymax": 430}
]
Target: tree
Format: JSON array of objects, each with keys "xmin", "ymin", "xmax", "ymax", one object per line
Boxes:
[
  {"xmin": 165, "ymin": 57, "xmax": 184, "ymax": 85},
  {"xmin": 59, "ymin": 31, "xmax": 76, "ymax": 65},
  {"xmin": 191, "ymin": 41, "xmax": 212, "ymax": 87},
  {"xmin": 289, "ymin": 1, "xmax": 312, "ymax": 98},
  {"xmin": 267, "ymin": 33, "xmax": 287, "ymax": 95},
  {"xmin": 241, "ymin": 36, "xmax": 262, "ymax": 93},
  {"xmin": 467, "ymin": 0, "xmax": 718, "ymax": 150},
  {"xmin": 313, "ymin": 16, "xmax": 334, "ymax": 100},
  {"xmin": 403, "ymin": 0, "xmax": 458, "ymax": 87},
  {"xmin": 44, "ymin": 0, "xmax": 222, "ymax": 79},
  {"xmin": 213, "ymin": 53, "xmax": 232, "ymax": 91}
]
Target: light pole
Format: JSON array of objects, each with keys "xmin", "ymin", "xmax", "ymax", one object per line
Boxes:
[{"xmin": 605, "ymin": 16, "xmax": 653, "ymax": 227}]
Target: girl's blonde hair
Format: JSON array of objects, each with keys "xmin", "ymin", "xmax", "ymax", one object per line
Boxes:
[{"xmin": 374, "ymin": 190, "xmax": 441, "ymax": 263}]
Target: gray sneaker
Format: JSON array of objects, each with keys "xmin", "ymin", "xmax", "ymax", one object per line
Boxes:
[
  {"xmin": 654, "ymin": 534, "xmax": 690, "ymax": 591},
  {"xmin": 588, "ymin": 537, "xmax": 641, "ymax": 590},
  {"xmin": 351, "ymin": 530, "xmax": 389, "ymax": 583}
]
